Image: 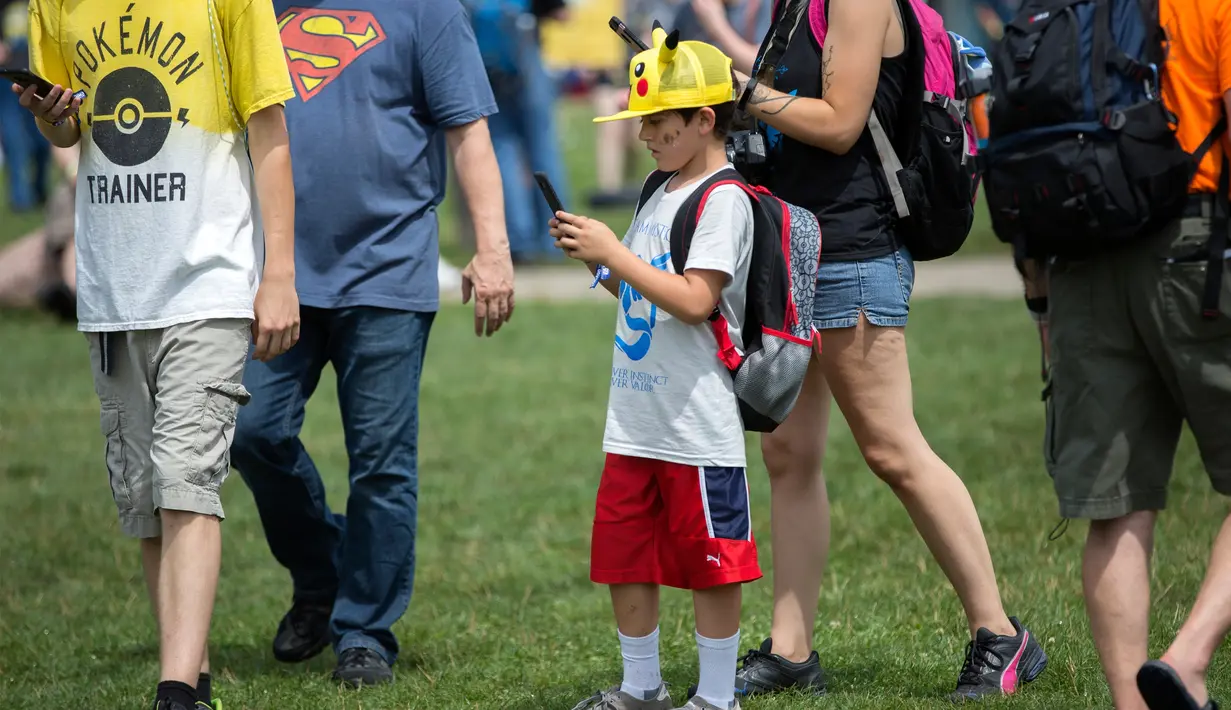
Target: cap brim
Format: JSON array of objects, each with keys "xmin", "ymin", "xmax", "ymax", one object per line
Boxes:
[{"xmin": 592, "ymin": 108, "xmax": 658, "ymax": 123}]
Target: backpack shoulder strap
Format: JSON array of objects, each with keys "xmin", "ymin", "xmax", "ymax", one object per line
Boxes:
[
  {"xmin": 1189, "ymin": 116, "xmax": 1229, "ymax": 178},
  {"xmin": 669, "ymin": 168, "xmax": 756, "ymax": 276},
  {"xmin": 867, "ymin": 0, "xmax": 927, "ymax": 219},
  {"xmin": 636, "ymin": 170, "xmax": 675, "ymax": 215}
]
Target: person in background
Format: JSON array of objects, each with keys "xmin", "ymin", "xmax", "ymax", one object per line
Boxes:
[
  {"xmin": 1017, "ymin": 0, "xmax": 1231, "ymax": 706},
  {"xmin": 17, "ymin": 0, "xmax": 300, "ymax": 708},
  {"xmin": 0, "ymin": 0, "xmax": 50, "ymax": 212},
  {"xmin": 470, "ymin": 0, "xmax": 572, "ymax": 264},
  {"xmin": 230, "ymin": 0, "xmax": 516, "ymax": 689},
  {"xmin": 0, "ymin": 143, "xmax": 76, "ymax": 320},
  {"xmin": 674, "ymin": 0, "xmax": 772, "ymax": 51}
]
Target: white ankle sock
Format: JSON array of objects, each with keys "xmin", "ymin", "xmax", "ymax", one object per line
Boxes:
[
  {"xmin": 695, "ymin": 630, "xmax": 740, "ymax": 709},
  {"xmin": 619, "ymin": 627, "xmax": 662, "ymax": 699}
]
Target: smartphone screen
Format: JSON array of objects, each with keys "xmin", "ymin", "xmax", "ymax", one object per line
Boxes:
[{"xmin": 534, "ymin": 172, "xmax": 566, "ymax": 215}]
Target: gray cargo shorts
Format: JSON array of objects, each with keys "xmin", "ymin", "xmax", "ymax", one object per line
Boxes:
[{"xmin": 86, "ymin": 319, "xmax": 252, "ymax": 539}]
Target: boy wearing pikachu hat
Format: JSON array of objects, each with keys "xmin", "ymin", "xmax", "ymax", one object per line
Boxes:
[{"xmin": 552, "ymin": 27, "xmax": 757, "ymax": 710}]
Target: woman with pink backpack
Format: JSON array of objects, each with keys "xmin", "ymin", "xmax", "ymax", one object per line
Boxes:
[{"xmin": 689, "ymin": 0, "xmax": 1047, "ymax": 701}]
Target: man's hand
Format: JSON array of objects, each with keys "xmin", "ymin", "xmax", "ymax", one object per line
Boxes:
[
  {"xmin": 552, "ymin": 211, "xmax": 620, "ymax": 264},
  {"xmin": 13, "ymin": 83, "xmax": 82, "ymax": 126},
  {"xmin": 251, "ymin": 274, "xmax": 300, "ymax": 362},
  {"xmin": 462, "ymin": 248, "xmax": 515, "ymax": 337}
]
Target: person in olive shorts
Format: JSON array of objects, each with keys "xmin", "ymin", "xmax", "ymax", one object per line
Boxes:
[{"xmin": 1019, "ymin": 0, "xmax": 1231, "ymax": 707}]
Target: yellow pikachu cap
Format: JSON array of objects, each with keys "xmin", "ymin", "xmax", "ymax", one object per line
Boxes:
[{"xmin": 593, "ymin": 26, "xmax": 735, "ymax": 123}]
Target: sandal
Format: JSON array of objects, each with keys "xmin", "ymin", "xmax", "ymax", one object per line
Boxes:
[{"xmin": 1137, "ymin": 660, "xmax": 1219, "ymax": 710}]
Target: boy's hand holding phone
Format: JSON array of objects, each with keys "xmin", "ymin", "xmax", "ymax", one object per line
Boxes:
[{"xmin": 551, "ymin": 212, "xmax": 621, "ymax": 265}]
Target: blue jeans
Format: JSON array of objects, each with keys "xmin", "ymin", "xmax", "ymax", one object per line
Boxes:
[
  {"xmin": 231, "ymin": 306, "xmax": 435, "ymax": 664},
  {"xmin": 0, "ymin": 70, "xmax": 51, "ymax": 211},
  {"xmin": 486, "ymin": 43, "xmax": 570, "ymax": 259}
]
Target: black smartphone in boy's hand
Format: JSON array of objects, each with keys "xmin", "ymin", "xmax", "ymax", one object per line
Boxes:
[
  {"xmin": 534, "ymin": 171, "xmax": 566, "ymax": 215},
  {"xmin": 1, "ymin": 68, "xmax": 55, "ymax": 97},
  {"xmin": 1, "ymin": 68, "xmax": 88, "ymax": 101}
]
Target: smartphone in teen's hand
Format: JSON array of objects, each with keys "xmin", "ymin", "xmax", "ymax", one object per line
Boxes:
[
  {"xmin": 1, "ymin": 68, "xmax": 87, "ymax": 102},
  {"xmin": 534, "ymin": 171, "xmax": 566, "ymax": 215}
]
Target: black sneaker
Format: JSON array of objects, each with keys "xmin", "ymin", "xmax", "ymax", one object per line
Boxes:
[
  {"xmin": 151, "ymin": 700, "xmax": 193, "ymax": 710},
  {"xmin": 689, "ymin": 637, "xmax": 827, "ymax": 699},
  {"xmin": 949, "ymin": 617, "xmax": 1047, "ymax": 702},
  {"xmin": 272, "ymin": 598, "xmax": 332, "ymax": 663},
  {"xmin": 333, "ymin": 647, "xmax": 394, "ymax": 688}
]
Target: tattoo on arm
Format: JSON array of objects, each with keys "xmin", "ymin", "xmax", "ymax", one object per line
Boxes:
[
  {"xmin": 747, "ymin": 86, "xmax": 800, "ymax": 115},
  {"xmin": 821, "ymin": 45, "xmax": 834, "ymax": 96}
]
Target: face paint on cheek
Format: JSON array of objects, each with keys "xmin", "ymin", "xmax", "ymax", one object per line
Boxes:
[{"xmin": 665, "ymin": 130, "xmax": 680, "ymax": 146}]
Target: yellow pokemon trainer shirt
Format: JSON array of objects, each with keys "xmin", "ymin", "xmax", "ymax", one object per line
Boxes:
[{"xmin": 28, "ymin": 0, "xmax": 294, "ymax": 331}]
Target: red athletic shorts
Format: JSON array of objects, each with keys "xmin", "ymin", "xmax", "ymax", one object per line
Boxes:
[{"xmin": 590, "ymin": 453, "xmax": 762, "ymax": 590}]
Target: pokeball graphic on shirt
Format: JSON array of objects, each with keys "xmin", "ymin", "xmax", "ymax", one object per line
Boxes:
[{"xmin": 89, "ymin": 67, "xmax": 179, "ymax": 167}]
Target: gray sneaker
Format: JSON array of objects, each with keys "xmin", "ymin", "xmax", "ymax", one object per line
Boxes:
[
  {"xmin": 675, "ymin": 698, "xmax": 741, "ymax": 710},
  {"xmin": 571, "ymin": 684, "xmax": 674, "ymax": 710}
]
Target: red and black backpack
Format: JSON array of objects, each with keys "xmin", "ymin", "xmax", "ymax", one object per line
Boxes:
[{"xmin": 635, "ymin": 167, "xmax": 822, "ymax": 433}]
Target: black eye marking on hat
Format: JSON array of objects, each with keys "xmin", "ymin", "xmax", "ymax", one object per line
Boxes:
[{"xmin": 634, "ymin": 62, "xmax": 646, "ymax": 78}]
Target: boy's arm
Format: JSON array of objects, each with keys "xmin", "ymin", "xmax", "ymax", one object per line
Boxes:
[
  {"xmin": 583, "ymin": 259, "xmax": 622, "ymax": 298},
  {"xmin": 607, "ymin": 249, "xmax": 728, "ymax": 324},
  {"xmin": 247, "ymin": 105, "xmax": 300, "ymax": 362},
  {"xmin": 555, "ymin": 186, "xmax": 752, "ymax": 322}
]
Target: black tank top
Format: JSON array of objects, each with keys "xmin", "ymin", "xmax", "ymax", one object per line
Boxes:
[{"xmin": 762, "ymin": 0, "xmax": 910, "ymax": 261}]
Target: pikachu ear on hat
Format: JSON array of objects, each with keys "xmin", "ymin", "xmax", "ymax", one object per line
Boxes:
[{"xmin": 658, "ymin": 28, "xmax": 681, "ymax": 64}]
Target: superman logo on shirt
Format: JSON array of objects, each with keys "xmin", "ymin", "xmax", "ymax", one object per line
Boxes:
[{"xmin": 277, "ymin": 8, "xmax": 387, "ymax": 101}]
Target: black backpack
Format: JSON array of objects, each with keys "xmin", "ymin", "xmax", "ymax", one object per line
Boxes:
[
  {"xmin": 741, "ymin": 0, "xmax": 980, "ymax": 261},
  {"xmin": 981, "ymin": 0, "xmax": 1226, "ymax": 261},
  {"xmin": 634, "ymin": 168, "xmax": 821, "ymax": 433}
]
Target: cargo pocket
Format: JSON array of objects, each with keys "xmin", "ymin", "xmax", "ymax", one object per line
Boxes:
[
  {"xmin": 1163, "ymin": 258, "xmax": 1231, "ymax": 342},
  {"xmin": 189, "ymin": 381, "xmax": 252, "ymax": 490},
  {"xmin": 100, "ymin": 407, "xmax": 133, "ymax": 510},
  {"xmin": 1042, "ymin": 380, "xmax": 1058, "ymax": 477}
]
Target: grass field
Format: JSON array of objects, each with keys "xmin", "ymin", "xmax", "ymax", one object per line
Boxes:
[
  {"xmin": 2, "ymin": 298, "xmax": 1228, "ymax": 710},
  {"xmin": 0, "ymin": 97, "xmax": 1222, "ymax": 710}
]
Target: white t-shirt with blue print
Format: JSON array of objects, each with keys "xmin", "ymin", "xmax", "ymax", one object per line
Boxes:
[{"xmin": 602, "ymin": 167, "xmax": 755, "ymax": 468}]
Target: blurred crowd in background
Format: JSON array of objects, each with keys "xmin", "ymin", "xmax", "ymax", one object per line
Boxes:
[{"xmin": 0, "ymin": 0, "xmax": 1018, "ymax": 312}]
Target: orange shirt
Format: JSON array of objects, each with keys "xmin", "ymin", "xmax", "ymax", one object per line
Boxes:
[{"xmin": 1161, "ymin": 0, "xmax": 1231, "ymax": 194}]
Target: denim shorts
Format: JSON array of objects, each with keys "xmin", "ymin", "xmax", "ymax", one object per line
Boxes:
[{"xmin": 812, "ymin": 247, "xmax": 916, "ymax": 330}]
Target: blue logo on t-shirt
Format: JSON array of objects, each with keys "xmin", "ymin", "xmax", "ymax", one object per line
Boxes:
[{"xmin": 615, "ymin": 252, "xmax": 672, "ymax": 361}]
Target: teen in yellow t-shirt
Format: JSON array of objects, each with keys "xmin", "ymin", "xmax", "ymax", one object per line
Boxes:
[{"xmin": 9, "ymin": 2, "xmax": 300, "ymax": 708}]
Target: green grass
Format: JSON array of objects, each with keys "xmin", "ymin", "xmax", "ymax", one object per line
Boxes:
[{"xmin": 1, "ymin": 299, "xmax": 1226, "ymax": 709}]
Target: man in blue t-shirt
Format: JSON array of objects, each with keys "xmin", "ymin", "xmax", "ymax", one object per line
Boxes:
[{"xmin": 230, "ymin": 0, "xmax": 515, "ymax": 688}]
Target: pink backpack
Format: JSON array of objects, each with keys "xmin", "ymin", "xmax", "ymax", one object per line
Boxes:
[{"xmin": 803, "ymin": 0, "xmax": 977, "ymax": 155}]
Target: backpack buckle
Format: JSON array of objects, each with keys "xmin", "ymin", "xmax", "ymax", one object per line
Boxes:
[
  {"xmin": 1143, "ymin": 63, "xmax": 1160, "ymax": 101},
  {"xmin": 1102, "ymin": 109, "xmax": 1127, "ymax": 130}
]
